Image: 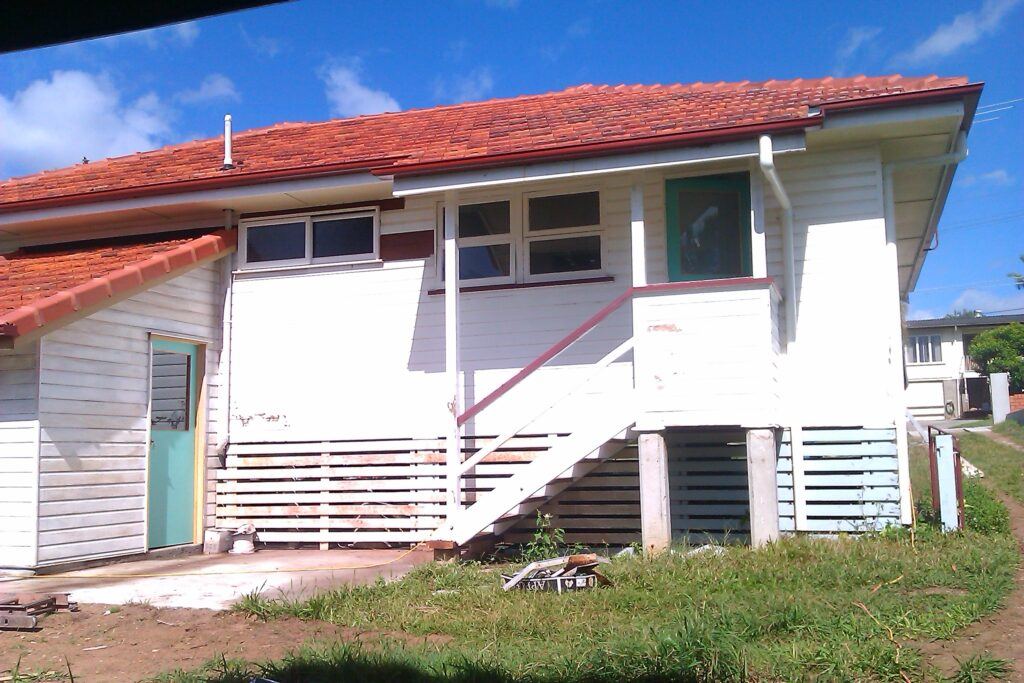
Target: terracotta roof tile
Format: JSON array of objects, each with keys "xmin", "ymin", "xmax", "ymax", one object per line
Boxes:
[
  {"xmin": 0, "ymin": 75, "xmax": 971, "ymax": 209},
  {"xmin": 0, "ymin": 229, "xmax": 236, "ymax": 341}
]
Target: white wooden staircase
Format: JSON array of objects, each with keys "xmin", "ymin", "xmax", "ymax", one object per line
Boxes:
[
  {"xmin": 435, "ymin": 401, "xmax": 636, "ymax": 546},
  {"xmin": 430, "ymin": 286, "xmax": 640, "ymax": 549}
]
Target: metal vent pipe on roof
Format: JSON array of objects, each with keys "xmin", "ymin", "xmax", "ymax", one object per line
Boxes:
[{"xmin": 222, "ymin": 114, "xmax": 234, "ymax": 170}]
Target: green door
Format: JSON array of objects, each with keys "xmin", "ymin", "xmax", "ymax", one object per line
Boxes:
[
  {"xmin": 148, "ymin": 339, "xmax": 199, "ymax": 549},
  {"xmin": 665, "ymin": 173, "xmax": 752, "ymax": 282}
]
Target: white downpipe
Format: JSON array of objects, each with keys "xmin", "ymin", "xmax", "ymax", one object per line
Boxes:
[
  {"xmin": 443, "ymin": 191, "xmax": 462, "ymax": 533},
  {"xmin": 882, "ymin": 130, "xmax": 968, "ymax": 524},
  {"xmin": 758, "ymin": 135, "xmax": 806, "ymax": 530},
  {"xmin": 217, "ymin": 209, "xmax": 235, "ymax": 457}
]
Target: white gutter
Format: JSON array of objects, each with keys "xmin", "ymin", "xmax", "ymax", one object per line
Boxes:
[
  {"xmin": 394, "ymin": 134, "xmax": 806, "ymax": 197},
  {"xmin": 882, "ymin": 129, "xmax": 968, "ymax": 525},
  {"xmin": 758, "ymin": 134, "xmax": 806, "ymax": 530}
]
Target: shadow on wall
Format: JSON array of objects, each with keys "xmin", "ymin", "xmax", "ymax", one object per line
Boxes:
[{"xmin": 406, "ymin": 260, "xmax": 634, "ymax": 434}]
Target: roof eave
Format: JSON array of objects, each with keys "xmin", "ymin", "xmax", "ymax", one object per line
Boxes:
[{"xmin": 0, "ymin": 229, "xmax": 237, "ymax": 348}]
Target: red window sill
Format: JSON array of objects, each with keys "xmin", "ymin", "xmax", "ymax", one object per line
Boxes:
[{"xmin": 427, "ymin": 275, "xmax": 614, "ymax": 296}]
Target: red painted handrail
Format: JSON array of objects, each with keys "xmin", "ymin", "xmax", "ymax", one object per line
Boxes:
[{"xmin": 456, "ymin": 276, "xmax": 772, "ymax": 427}]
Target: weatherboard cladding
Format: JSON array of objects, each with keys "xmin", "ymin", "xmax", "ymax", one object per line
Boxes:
[{"xmin": 0, "ymin": 76, "xmax": 969, "ymax": 209}]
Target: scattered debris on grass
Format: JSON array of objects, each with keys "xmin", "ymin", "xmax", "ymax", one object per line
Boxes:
[{"xmin": 500, "ymin": 553, "xmax": 611, "ymax": 592}]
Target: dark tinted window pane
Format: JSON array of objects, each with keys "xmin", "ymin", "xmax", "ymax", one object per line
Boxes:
[
  {"xmin": 458, "ymin": 201, "xmax": 510, "ymax": 238},
  {"xmin": 247, "ymin": 222, "xmax": 305, "ymax": 263},
  {"xmin": 458, "ymin": 244, "xmax": 511, "ymax": 280},
  {"xmin": 529, "ymin": 235, "xmax": 601, "ymax": 274},
  {"xmin": 313, "ymin": 216, "xmax": 374, "ymax": 258},
  {"xmin": 675, "ymin": 188, "xmax": 742, "ymax": 278},
  {"xmin": 151, "ymin": 351, "xmax": 190, "ymax": 431},
  {"xmin": 529, "ymin": 192, "xmax": 600, "ymax": 231}
]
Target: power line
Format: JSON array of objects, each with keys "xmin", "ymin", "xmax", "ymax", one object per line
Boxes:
[{"xmin": 977, "ymin": 97, "xmax": 1023, "ymax": 110}]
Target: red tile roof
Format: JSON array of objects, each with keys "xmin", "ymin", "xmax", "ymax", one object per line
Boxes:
[
  {"xmin": 0, "ymin": 75, "xmax": 975, "ymax": 212},
  {"xmin": 0, "ymin": 229, "xmax": 235, "ymax": 342}
]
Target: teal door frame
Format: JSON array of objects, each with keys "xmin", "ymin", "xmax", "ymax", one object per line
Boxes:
[
  {"xmin": 665, "ymin": 173, "xmax": 752, "ymax": 282},
  {"xmin": 147, "ymin": 337, "xmax": 201, "ymax": 549}
]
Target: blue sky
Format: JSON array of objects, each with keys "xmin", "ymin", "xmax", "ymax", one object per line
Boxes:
[{"xmin": 1, "ymin": 0, "xmax": 1020, "ymax": 317}]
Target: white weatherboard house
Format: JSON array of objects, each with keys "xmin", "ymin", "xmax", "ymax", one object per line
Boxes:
[{"xmin": 0, "ymin": 75, "xmax": 980, "ymax": 572}]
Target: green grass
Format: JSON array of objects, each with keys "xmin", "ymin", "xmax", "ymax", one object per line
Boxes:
[
  {"xmin": 154, "ymin": 437, "xmax": 1020, "ymax": 683},
  {"xmin": 950, "ymin": 653, "xmax": 1012, "ymax": 683},
  {"xmin": 958, "ymin": 432, "xmax": 1024, "ymax": 503},
  {"xmin": 154, "ymin": 523, "xmax": 1018, "ymax": 683},
  {"xmin": 993, "ymin": 419, "xmax": 1024, "ymax": 448}
]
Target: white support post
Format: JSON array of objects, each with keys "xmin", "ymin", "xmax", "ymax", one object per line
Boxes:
[
  {"xmin": 638, "ymin": 432, "xmax": 671, "ymax": 554},
  {"xmin": 443, "ymin": 191, "xmax": 462, "ymax": 531},
  {"xmin": 882, "ymin": 167, "xmax": 913, "ymax": 524},
  {"xmin": 746, "ymin": 428, "xmax": 780, "ymax": 548},
  {"xmin": 630, "ymin": 182, "xmax": 647, "ymax": 288},
  {"xmin": 626, "ymin": 181, "xmax": 643, "ymax": 413}
]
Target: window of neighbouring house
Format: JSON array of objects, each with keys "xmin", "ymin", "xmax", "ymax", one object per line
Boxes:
[
  {"xmin": 241, "ymin": 209, "xmax": 380, "ymax": 268},
  {"xmin": 906, "ymin": 334, "xmax": 942, "ymax": 364}
]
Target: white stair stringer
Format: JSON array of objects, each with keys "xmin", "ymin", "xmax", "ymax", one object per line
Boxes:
[{"xmin": 436, "ymin": 400, "xmax": 636, "ymax": 547}]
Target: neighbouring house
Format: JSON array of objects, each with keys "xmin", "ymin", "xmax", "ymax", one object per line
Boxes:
[
  {"xmin": 904, "ymin": 313, "xmax": 1024, "ymax": 419},
  {"xmin": 0, "ymin": 75, "xmax": 981, "ymax": 573}
]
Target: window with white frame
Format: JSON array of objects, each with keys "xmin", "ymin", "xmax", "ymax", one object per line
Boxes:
[
  {"xmin": 439, "ymin": 189, "xmax": 604, "ymax": 286},
  {"xmin": 525, "ymin": 191, "xmax": 602, "ymax": 278},
  {"xmin": 905, "ymin": 334, "xmax": 942, "ymax": 364},
  {"xmin": 241, "ymin": 209, "xmax": 379, "ymax": 268}
]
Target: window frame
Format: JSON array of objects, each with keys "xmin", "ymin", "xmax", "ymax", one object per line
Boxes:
[
  {"xmin": 522, "ymin": 189, "xmax": 605, "ymax": 283},
  {"xmin": 905, "ymin": 334, "xmax": 943, "ymax": 365},
  {"xmin": 664, "ymin": 172, "xmax": 753, "ymax": 282},
  {"xmin": 436, "ymin": 195, "xmax": 519, "ymax": 287},
  {"xmin": 240, "ymin": 207, "xmax": 381, "ymax": 270}
]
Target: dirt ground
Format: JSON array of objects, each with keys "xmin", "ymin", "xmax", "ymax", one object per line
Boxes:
[
  {"xmin": 0, "ymin": 603, "xmax": 448, "ymax": 682},
  {"xmin": 919, "ymin": 433, "xmax": 1024, "ymax": 681}
]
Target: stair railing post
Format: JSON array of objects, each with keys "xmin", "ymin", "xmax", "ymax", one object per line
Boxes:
[{"xmin": 444, "ymin": 191, "xmax": 463, "ymax": 533}]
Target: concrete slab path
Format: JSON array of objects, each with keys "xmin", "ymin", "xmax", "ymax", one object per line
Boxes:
[{"xmin": 0, "ymin": 548, "xmax": 433, "ymax": 610}]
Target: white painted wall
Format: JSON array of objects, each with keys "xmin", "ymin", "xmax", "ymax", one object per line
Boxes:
[
  {"xmin": 765, "ymin": 147, "xmax": 894, "ymax": 426},
  {"xmin": 229, "ymin": 149, "xmax": 899, "ymax": 443},
  {"xmin": 34, "ymin": 264, "xmax": 224, "ymax": 566},
  {"xmin": 0, "ymin": 342, "xmax": 41, "ymax": 570}
]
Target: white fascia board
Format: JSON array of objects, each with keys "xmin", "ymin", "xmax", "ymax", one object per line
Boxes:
[
  {"xmin": 392, "ymin": 134, "xmax": 806, "ymax": 197},
  {"xmin": 0, "ymin": 172, "xmax": 388, "ymax": 228},
  {"xmin": 817, "ymin": 101, "xmax": 965, "ymax": 132}
]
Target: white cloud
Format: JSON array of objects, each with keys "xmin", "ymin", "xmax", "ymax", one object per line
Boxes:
[
  {"xmin": 100, "ymin": 20, "xmax": 200, "ymax": 49},
  {"xmin": 320, "ymin": 62, "xmax": 399, "ymax": 118},
  {"xmin": 0, "ymin": 71, "xmax": 172, "ymax": 177},
  {"xmin": 176, "ymin": 74, "xmax": 240, "ymax": 104},
  {"xmin": 433, "ymin": 68, "xmax": 495, "ymax": 104},
  {"xmin": 895, "ymin": 0, "xmax": 1021, "ymax": 64},
  {"xmin": 950, "ymin": 287, "xmax": 1024, "ymax": 314},
  {"xmin": 907, "ymin": 307, "xmax": 939, "ymax": 321},
  {"xmin": 171, "ymin": 22, "xmax": 200, "ymax": 46},
  {"xmin": 979, "ymin": 169, "xmax": 1016, "ymax": 186},
  {"xmin": 834, "ymin": 26, "xmax": 882, "ymax": 74},
  {"xmin": 240, "ymin": 26, "xmax": 281, "ymax": 57},
  {"xmin": 959, "ymin": 168, "xmax": 1017, "ymax": 187}
]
